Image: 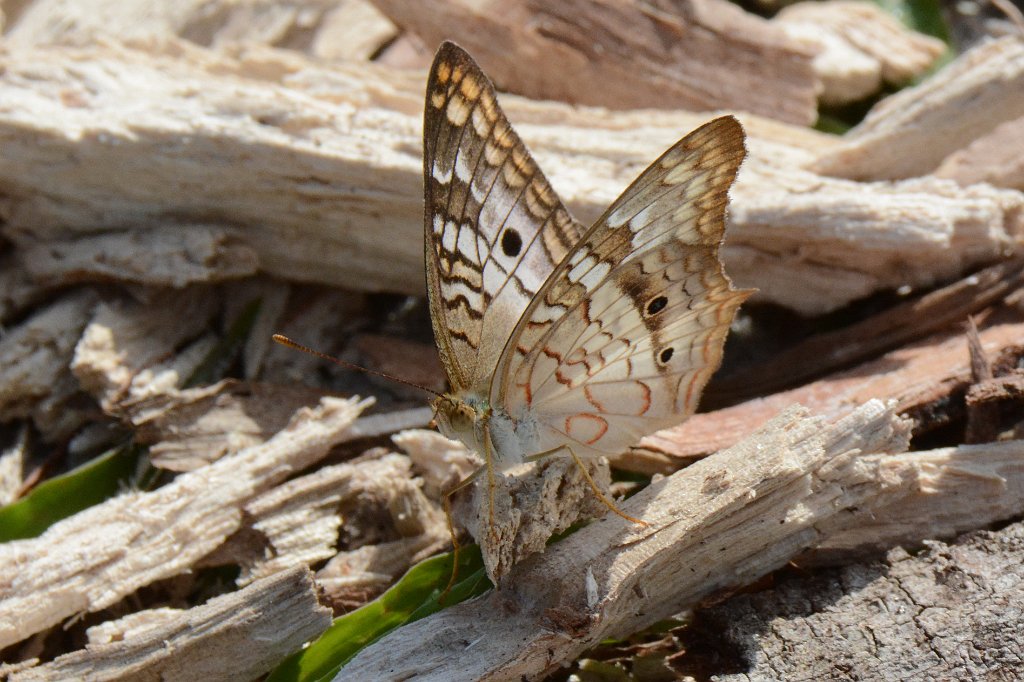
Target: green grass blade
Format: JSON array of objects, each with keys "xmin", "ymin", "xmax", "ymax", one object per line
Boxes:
[
  {"xmin": 267, "ymin": 545, "xmax": 490, "ymax": 682},
  {"xmin": 0, "ymin": 442, "xmax": 143, "ymax": 542}
]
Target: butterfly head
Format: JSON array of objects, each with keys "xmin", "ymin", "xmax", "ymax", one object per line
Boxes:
[{"xmin": 432, "ymin": 392, "xmax": 491, "ymax": 450}]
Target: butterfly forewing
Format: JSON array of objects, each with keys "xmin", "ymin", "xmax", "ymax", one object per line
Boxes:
[
  {"xmin": 490, "ymin": 116, "xmax": 750, "ymax": 458},
  {"xmin": 424, "ymin": 42, "xmax": 586, "ymax": 392}
]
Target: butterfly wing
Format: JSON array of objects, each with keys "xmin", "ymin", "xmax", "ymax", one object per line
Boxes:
[
  {"xmin": 424, "ymin": 42, "xmax": 585, "ymax": 393},
  {"xmin": 491, "ymin": 116, "xmax": 751, "ymax": 458}
]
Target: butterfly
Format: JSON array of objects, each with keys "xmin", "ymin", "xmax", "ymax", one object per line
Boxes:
[{"xmin": 424, "ymin": 42, "xmax": 751, "ymax": 572}]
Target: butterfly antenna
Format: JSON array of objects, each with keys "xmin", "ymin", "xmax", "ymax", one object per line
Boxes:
[{"xmin": 272, "ymin": 334, "xmax": 444, "ymax": 398}]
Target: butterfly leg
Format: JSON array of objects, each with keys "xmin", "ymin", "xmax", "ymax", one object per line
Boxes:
[
  {"xmin": 525, "ymin": 447, "xmax": 649, "ymax": 526},
  {"xmin": 440, "ymin": 463, "xmax": 486, "ymax": 601}
]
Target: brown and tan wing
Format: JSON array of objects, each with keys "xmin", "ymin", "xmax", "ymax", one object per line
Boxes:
[
  {"xmin": 491, "ymin": 116, "xmax": 752, "ymax": 456},
  {"xmin": 424, "ymin": 42, "xmax": 585, "ymax": 393}
]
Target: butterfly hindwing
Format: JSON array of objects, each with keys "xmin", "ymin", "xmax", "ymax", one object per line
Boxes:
[
  {"xmin": 424, "ymin": 42, "xmax": 585, "ymax": 392},
  {"xmin": 491, "ymin": 116, "xmax": 750, "ymax": 457}
]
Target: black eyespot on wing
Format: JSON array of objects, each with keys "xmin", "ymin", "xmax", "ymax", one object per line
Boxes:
[
  {"xmin": 646, "ymin": 295, "xmax": 668, "ymax": 316},
  {"xmin": 660, "ymin": 347, "xmax": 674, "ymax": 363},
  {"xmin": 501, "ymin": 228, "xmax": 523, "ymax": 257}
]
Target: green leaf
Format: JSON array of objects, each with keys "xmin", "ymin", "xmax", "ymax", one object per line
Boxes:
[
  {"xmin": 0, "ymin": 443, "xmax": 143, "ymax": 542},
  {"xmin": 267, "ymin": 546, "xmax": 490, "ymax": 682}
]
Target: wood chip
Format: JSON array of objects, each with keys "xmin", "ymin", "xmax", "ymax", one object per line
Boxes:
[
  {"xmin": 813, "ymin": 36, "xmax": 1024, "ymax": 180},
  {"xmin": 0, "ymin": 291, "xmax": 97, "ymax": 441},
  {"xmin": 0, "ymin": 395, "xmax": 370, "ymax": 649},
  {"xmin": 7, "ymin": 566, "xmax": 331, "ymax": 682},
  {"xmin": 0, "ymin": 427, "xmax": 30, "ymax": 507},
  {"xmin": 370, "ymin": 0, "xmax": 819, "ymax": 124},
  {"xmin": 776, "ymin": 0, "xmax": 945, "ymax": 105},
  {"xmin": 5, "ymin": 0, "xmax": 361, "ymax": 54},
  {"xmin": 710, "ymin": 258, "xmax": 1024, "ymax": 403},
  {"xmin": 71, "ymin": 287, "xmax": 220, "ymax": 414},
  {"xmin": 311, "ymin": 0, "xmax": 399, "ymax": 61},
  {"xmin": 809, "ymin": 440, "xmax": 1024, "ymax": 563},
  {"xmin": 317, "ymin": 533, "xmax": 449, "ymax": 611}
]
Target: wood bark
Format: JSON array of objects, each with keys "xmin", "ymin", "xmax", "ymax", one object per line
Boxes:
[{"xmin": 702, "ymin": 522, "xmax": 1024, "ymax": 680}]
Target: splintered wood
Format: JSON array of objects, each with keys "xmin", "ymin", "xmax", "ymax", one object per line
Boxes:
[
  {"xmin": 0, "ymin": 396, "xmax": 369, "ymax": 649},
  {"xmin": 3, "ymin": 567, "xmax": 331, "ymax": 682}
]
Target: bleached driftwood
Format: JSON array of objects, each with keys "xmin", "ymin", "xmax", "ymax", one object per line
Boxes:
[
  {"xmin": 704, "ymin": 522, "xmax": 1024, "ymax": 680},
  {"xmin": 638, "ymin": 318, "xmax": 1024, "ymax": 461},
  {"xmin": 340, "ymin": 401, "xmax": 912, "ymax": 679},
  {"xmin": 0, "ymin": 396, "xmax": 369, "ymax": 650},
  {"xmin": 370, "ymin": 0, "xmax": 819, "ymax": 124},
  {"xmin": 813, "ymin": 36, "xmax": 1024, "ymax": 180},
  {"xmin": 775, "ymin": 0, "xmax": 945, "ymax": 105},
  {"xmin": 5, "ymin": 566, "xmax": 331, "ymax": 682},
  {"xmin": 936, "ymin": 115, "xmax": 1024, "ymax": 191},
  {"xmin": 1, "ymin": 41, "xmax": 1018, "ymax": 315}
]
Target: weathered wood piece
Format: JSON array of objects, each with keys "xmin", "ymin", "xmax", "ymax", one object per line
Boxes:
[
  {"xmin": 369, "ymin": 0, "xmax": 819, "ymax": 124},
  {"xmin": 19, "ymin": 224, "xmax": 259, "ymax": 288},
  {"xmin": 704, "ymin": 522, "xmax": 1024, "ymax": 680},
  {"xmin": 0, "ymin": 291, "xmax": 97, "ymax": 441},
  {"xmin": 1, "ymin": 41, "xmax": 1018, "ymax": 315},
  {"xmin": 339, "ymin": 401, "xmax": 912, "ymax": 679},
  {"xmin": 4, "ymin": 0, "xmax": 360, "ymax": 53},
  {"xmin": 813, "ymin": 36, "xmax": 1024, "ymax": 180},
  {"xmin": 5, "ymin": 566, "xmax": 331, "ymax": 682},
  {"xmin": 776, "ymin": 0, "xmax": 945, "ymax": 105},
  {"xmin": 809, "ymin": 440, "xmax": 1024, "ymax": 563},
  {"xmin": 0, "ymin": 396, "xmax": 369, "ymax": 649},
  {"xmin": 638, "ymin": 318, "xmax": 1024, "ymax": 462}
]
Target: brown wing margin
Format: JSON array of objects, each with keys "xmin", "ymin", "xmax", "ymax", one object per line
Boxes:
[{"xmin": 423, "ymin": 42, "xmax": 585, "ymax": 392}]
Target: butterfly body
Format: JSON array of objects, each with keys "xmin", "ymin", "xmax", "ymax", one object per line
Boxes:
[
  {"xmin": 423, "ymin": 42, "xmax": 751, "ymax": 576},
  {"xmin": 434, "ymin": 392, "xmax": 541, "ymax": 471}
]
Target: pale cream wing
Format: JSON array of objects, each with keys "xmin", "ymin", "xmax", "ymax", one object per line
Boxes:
[
  {"xmin": 424, "ymin": 42, "xmax": 585, "ymax": 392},
  {"xmin": 491, "ymin": 116, "xmax": 751, "ymax": 456}
]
